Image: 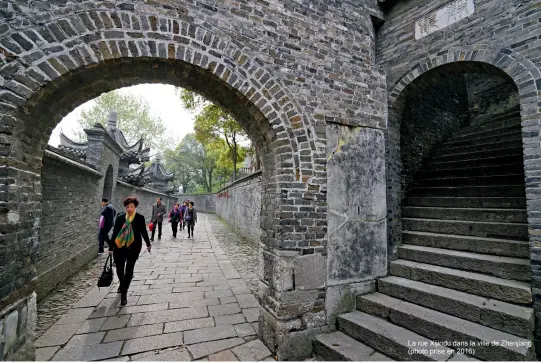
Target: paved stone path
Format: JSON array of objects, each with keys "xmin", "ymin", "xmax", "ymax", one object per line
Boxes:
[{"xmin": 35, "ymin": 213, "xmax": 273, "ymax": 361}]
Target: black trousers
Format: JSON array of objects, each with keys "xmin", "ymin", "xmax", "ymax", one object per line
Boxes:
[
  {"xmin": 171, "ymin": 220, "xmax": 179, "ymax": 237},
  {"xmin": 113, "ymin": 247, "xmax": 138, "ymax": 293},
  {"xmin": 151, "ymin": 222, "xmax": 162, "ymax": 239},
  {"xmin": 186, "ymin": 220, "xmax": 195, "ymax": 235},
  {"xmin": 98, "ymin": 229, "xmax": 111, "ymax": 251}
]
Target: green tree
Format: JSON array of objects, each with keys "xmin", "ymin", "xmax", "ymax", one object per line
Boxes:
[
  {"xmin": 76, "ymin": 90, "xmax": 167, "ymax": 151},
  {"xmin": 178, "ymin": 89, "xmax": 248, "ymax": 181}
]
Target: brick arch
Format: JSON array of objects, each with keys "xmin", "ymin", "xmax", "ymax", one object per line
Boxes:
[
  {"xmin": 384, "ymin": 46, "xmax": 541, "ymax": 351},
  {"xmin": 0, "ymin": 8, "xmax": 327, "ymax": 354}
]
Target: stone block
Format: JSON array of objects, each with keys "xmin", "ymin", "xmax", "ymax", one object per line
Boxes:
[
  {"xmin": 184, "ymin": 325, "xmax": 238, "ymax": 344},
  {"xmin": 131, "ymin": 348, "xmax": 191, "ymax": 361},
  {"xmin": 209, "ymin": 303, "xmax": 241, "ymax": 316},
  {"xmin": 276, "ymin": 325, "xmax": 333, "ymax": 360},
  {"xmin": 327, "ymin": 216, "xmax": 387, "ymax": 285},
  {"xmin": 72, "ymin": 286, "xmax": 110, "ymax": 308},
  {"xmin": 294, "ymin": 254, "xmax": 326, "ymax": 291},
  {"xmin": 52, "ymin": 341, "xmax": 123, "ymax": 360},
  {"xmin": 66, "ymin": 331, "xmax": 106, "ymax": 346},
  {"xmin": 36, "ymin": 322, "xmax": 83, "ymax": 347},
  {"xmin": 164, "ymin": 317, "xmax": 214, "ymax": 333},
  {"xmin": 4, "ymin": 310, "xmax": 18, "ymax": 355},
  {"xmin": 103, "ymin": 323, "xmax": 163, "ymax": 343},
  {"xmin": 234, "ymin": 323, "xmax": 256, "ymax": 338},
  {"xmin": 101, "ymin": 315, "xmax": 130, "ymax": 331},
  {"xmin": 242, "ymin": 308, "xmax": 259, "ymax": 323},
  {"xmin": 208, "ymin": 349, "xmax": 238, "ymax": 361},
  {"xmin": 326, "ymin": 280, "xmax": 376, "ymax": 324},
  {"xmin": 277, "ymin": 290, "xmax": 319, "ymax": 317},
  {"xmin": 187, "ymin": 338, "xmax": 245, "ymax": 360},
  {"xmin": 128, "ymin": 307, "xmax": 209, "ymax": 327},
  {"xmin": 232, "ymin": 339, "xmax": 272, "ymax": 361},
  {"xmin": 215, "ymin": 314, "xmax": 246, "ymax": 326},
  {"xmin": 121, "ymin": 332, "xmax": 184, "ymax": 355},
  {"xmin": 35, "ymin": 346, "xmax": 59, "ymax": 361},
  {"xmin": 56, "ymin": 308, "xmax": 94, "ymax": 325},
  {"xmin": 235, "ymin": 294, "xmax": 259, "ymax": 309}
]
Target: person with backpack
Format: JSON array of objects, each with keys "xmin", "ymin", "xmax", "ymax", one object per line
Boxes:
[
  {"xmin": 168, "ymin": 203, "xmax": 182, "ymax": 238},
  {"xmin": 184, "ymin": 201, "xmax": 197, "ymax": 238},
  {"xmin": 109, "ymin": 196, "xmax": 151, "ymax": 306},
  {"xmin": 98, "ymin": 197, "xmax": 116, "ymax": 253}
]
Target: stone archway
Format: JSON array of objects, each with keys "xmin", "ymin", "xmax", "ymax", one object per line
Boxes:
[
  {"xmin": 0, "ymin": 8, "xmax": 327, "ymax": 359},
  {"xmin": 385, "ymin": 46, "xmax": 541, "ymax": 355}
]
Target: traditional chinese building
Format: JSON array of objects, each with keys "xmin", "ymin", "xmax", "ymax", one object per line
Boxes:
[{"xmin": 144, "ymin": 154, "xmax": 176, "ymax": 194}]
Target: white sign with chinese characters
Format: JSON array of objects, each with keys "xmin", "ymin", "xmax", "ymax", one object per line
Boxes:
[{"xmin": 414, "ymin": 0, "xmax": 475, "ymax": 40}]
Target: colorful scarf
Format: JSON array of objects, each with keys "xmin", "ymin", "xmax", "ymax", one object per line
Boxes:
[{"xmin": 115, "ymin": 212, "xmax": 136, "ymax": 248}]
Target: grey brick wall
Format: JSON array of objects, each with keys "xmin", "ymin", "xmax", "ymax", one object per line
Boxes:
[
  {"xmin": 216, "ymin": 172, "xmax": 263, "ymax": 245},
  {"xmin": 175, "ymin": 194, "xmax": 216, "ymax": 214},
  {"xmin": 115, "ymin": 181, "xmax": 177, "ymax": 222},
  {"xmin": 38, "ymin": 150, "xmax": 102, "ymax": 300}
]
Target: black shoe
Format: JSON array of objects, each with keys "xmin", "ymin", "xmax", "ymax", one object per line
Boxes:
[
  {"xmin": 187, "ymin": 235, "xmax": 190, "ymax": 238},
  {"xmin": 150, "ymin": 238, "xmax": 154, "ymax": 242},
  {"xmin": 121, "ymin": 293, "xmax": 128, "ymax": 306},
  {"xmin": 158, "ymin": 237, "xmax": 161, "ymax": 240}
]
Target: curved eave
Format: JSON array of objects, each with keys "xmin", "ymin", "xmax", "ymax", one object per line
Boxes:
[{"xmin": 59, "ymin": 132, "xmax": 88, "ymax": 149}]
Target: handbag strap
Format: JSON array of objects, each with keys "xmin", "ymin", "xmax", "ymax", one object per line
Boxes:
[{"xmin": 104, "ymin": 254, "xmax": 112, "ymax": 271}]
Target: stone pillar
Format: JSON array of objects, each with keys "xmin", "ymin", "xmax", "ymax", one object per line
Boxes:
[
  {"xmin": 325, "ymin": 124, "xmax": 387, "ymax": 324},
  {"xmin": 0, "ymin": 293, "xmax": 37, "ymax": 360}
]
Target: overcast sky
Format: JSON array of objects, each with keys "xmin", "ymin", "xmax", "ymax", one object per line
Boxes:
[{"xmin": 49, "ymin": 84, "xmax": 195, "ymax": 148}]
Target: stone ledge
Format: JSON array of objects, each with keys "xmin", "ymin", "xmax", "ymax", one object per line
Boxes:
[{"xmin": 44, "ymin": 148, "xmax": 102, "ymax": 177}]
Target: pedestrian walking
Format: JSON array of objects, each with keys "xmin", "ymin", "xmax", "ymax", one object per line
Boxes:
[
  {"xmin": 180, "ymin": 201, "xmax": 188, "ymax": 230},
  {"xmin": 98, "ymin": 197, "xmax": 116, "ymax": 253},
  {"xmin": 168, "ymin": 203, "xmax": 182, "ymax": 238},
  {"xmin": 185, "ymin": 201, "xmax": 197, "ymax": 238},
  {"xmin": 150, "ymin": 197, "xmax": 166, "ymax": 241},
  {"xmin": 109, "ymin": 196, "xmax": 151, "ymax": 306}
]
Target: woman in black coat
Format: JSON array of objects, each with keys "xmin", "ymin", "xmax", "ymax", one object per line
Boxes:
[{"xmin": 109, "ymin": 196, "xmax": 151, "ymax": 305}]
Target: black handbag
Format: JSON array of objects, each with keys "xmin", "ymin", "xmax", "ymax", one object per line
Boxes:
[{"xmin": 97, "ymin": 255, "xmax": 113, "ymax": 288}]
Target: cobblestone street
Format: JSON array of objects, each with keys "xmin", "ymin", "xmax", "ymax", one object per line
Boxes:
[{"xmin": 35, "ymin": 213, "xmax": 271, "ymax": 361}]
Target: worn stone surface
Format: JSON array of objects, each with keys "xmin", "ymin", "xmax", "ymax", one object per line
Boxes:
[
  {"xmin": 231, "ymin": 339, "xmax": 272, "ymax": 361},
  {"xmin": 326, "ymin": 281, "xmax": 376, "ymax": 325},
  {"xmin": 33, "ymin": 215, "xmax": 273, "ymax": 360},
  {"xmin": 294, "ymin": 254, "xmax": 326, "ymax": 291},
  {"xmin": 208, "ymin": 349, "xmax": 238, "ymax": 361}
]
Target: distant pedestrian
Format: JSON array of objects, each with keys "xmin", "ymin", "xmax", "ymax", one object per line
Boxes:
[
  {"xmin": 110, "ymin": 196, "xmax": 151, "ymax": 306},
  {"xmin": 98, "ymin": 197, "xmax": 116, "ymax": 253},
  {"xmin": 168, "ymin": 203, "xmax": 182, "ymax": 238},
  {"xmin": 150, "ymin": 197, "xmax": 166, "ymax": 241},
  {"xmin": 185, "ymin": 201, "xmax": 197, "ymax": 238},
  {"xmin": 180, "ymin": 201, "xmax": 188, "ymax": 230}
]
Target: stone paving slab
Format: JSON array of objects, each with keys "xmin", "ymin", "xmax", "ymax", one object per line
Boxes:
[
  {"xmin": 36, "ymin": 214, "xmax": 270, "ymax": 361},
  {"xmin": 51, "ymin": 341, "xmax": 123, "ymax": 361},
  {"xmin": 188, "ymin": 337, "xmax": 246, "ymax": 360},
  {"xmin": 184, "ymin": 325, "xmax": 238, "ymax": 344},
  {"xmin": 121, "ymin": 331, "xmax": 184, "ymax": 355}
]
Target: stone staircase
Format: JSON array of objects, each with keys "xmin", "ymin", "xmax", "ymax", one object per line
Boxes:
[{"xmin": 314, "ymin": 106, "xmax": 536, "ymax": 361}]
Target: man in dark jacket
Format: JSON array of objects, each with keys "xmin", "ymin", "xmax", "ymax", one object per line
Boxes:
[
  {"xmin": 151, "ymin": 197, "xmax": 166, "ymax": 241},
  {"xmin": 98, "ymin": 197, "xmax": 116, "ymax": 253}
]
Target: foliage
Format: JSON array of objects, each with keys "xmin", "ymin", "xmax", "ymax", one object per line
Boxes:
[
  {"xmin": 75, "ymin": 90, "xmax": 168, "ymax": 151},
  {"xmin": 178, "ymin": 88, "xmax": 248, "ymax": 180}
]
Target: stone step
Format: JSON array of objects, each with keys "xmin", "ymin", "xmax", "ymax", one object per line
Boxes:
[
  {"xmin": 408, "ymin": 185, "xmax": 525, "ymax": 197},
  {"xmin": 438, "ymin": 138, "xmax": 523, "ymax": 157},
  {"xmin": 420, "ymin": 163, "xmax": 524, "ymax": 178},
  {"xmin": 390, "ymin": 259, "xmax": 532, "ymax": 304},
  {"xmin": 402, "ymin": 206, "xmax": 527, "ymax": 223},
  {"xmin": 397, "ymin": 245, "xmax": 531, "ymax": 281},
  {"xmin": 443, "ymin": 130, "xmax": 522, "ymax": 148},
  {"xmin": 469, "ymin": 109, "xmax": 521, "ymax": 127},
  {"xmin": 313, "ymin": 331, "xmax": 393, "ymax": 361},
  {"xmin": 337, "ymin": 311, "xmax": 455, "ymax": 361},
  {"xmin": 453, "ymin": 118, "xmax": 521, "ymax": 137},
  {"xmin": 429, "ymin": 154, "xmax": 523, "ymax": 170},
  {"xmin": 404, "ymin": 197, "xmax": 526, "ymax": 209},
  {"xmin": 356, "ymin": 293, "xmax": 534, "ymax": 361},
  {"xmin": 401, "ymin": 231, "xmax": 530, "ymax": 258},
  {"xmin": 433, "ymin": 147, "xmax": 523, "ymax": 163},
  {"xmin": 415, "ymin": 174, "xmax": 524, "ymax": 187},
  {"xmin": 402, "ymin": 217, "xmax": 528, "ymax": 239},
  {"xmin": 449, "ymin": 124, "xmax": 522, "ymax": 143},
  {"xmin": 377, "ymin": 276, "xmax": 534, "ymax": 338}
]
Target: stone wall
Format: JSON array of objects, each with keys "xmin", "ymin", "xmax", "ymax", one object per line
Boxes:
[
  {"xmin": 0, "ymin": 293, "xmax": 36, "ymax": 360},
  {"xmin": 215, "ymin": 172, "xmax": 263, "ymax": 245},
  {"xmin": 175, "ymin": 194, "xmax": 216, "ymax": 214},
  {"xmin": 38, "ymin": 149, "xmax": 102, "ymax": 301},
  {"xmin": 465, "ymin": 74, "xmax": 520, "ymax": 118}
]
